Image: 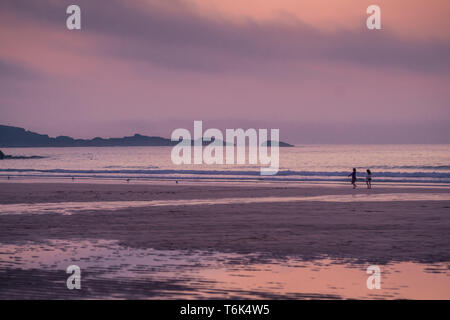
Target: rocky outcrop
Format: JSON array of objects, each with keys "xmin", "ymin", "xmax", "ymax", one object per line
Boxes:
[{"xmin": 0, "ymin": 149, "xmax": 44, "ymax": 160}]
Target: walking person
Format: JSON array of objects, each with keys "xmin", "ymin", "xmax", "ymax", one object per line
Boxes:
[
  {"xmin": 366, "ymin": 169, "xmax": 372, "ymax": 189},
  {"xmin": 348, "ymin": 168, "xmax": 357, "ymax": 189}
]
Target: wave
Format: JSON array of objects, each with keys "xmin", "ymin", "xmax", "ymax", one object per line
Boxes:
[
  {"xmin": 103, "ymin": 165, "xmax": 159, "ymax": 169},
  {"xmin": 1, "ymin": 173, "xmax": 449, "ymax": 184},
  {"xmin": 1, "ymin": 168, "xmax": 450, "ymax": 180},
  {"xmin": 368, "ymin": 165, "xmax": 450, "ymax": 171}
]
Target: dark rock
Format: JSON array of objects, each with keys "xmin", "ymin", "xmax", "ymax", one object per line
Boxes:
[{"xmin": 261, "ymin": 140, "xmax": 294, "ymax": 147}]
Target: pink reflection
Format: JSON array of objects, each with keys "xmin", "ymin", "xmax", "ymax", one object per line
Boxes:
[
  {"xmin": 1, "ymin": 192, "xmax": 450, "ymax": 216},
  {"xmin": 1, "ymin": 239, "xmax": 448, "ymax": 299}
]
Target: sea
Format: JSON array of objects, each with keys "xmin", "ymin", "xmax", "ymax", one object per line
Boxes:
[{"xmin": 1, "ymin": 145, "xmax": 449, "ymax": 184}]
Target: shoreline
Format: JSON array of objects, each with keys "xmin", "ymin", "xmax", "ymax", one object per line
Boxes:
[
  {"xmin": 2, "ymin": 176, "xmax": 450, "ymax": 188},
  {"xmin": 1, "ymin": 174, "xmax": 449, "ymax": 186}
]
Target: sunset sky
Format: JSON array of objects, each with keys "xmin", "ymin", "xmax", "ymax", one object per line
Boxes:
[{"xmin": 1, "ymin": 0, "xmax": 449, "ymax": 143}]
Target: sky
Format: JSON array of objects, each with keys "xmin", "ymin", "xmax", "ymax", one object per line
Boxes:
[{"xmin": 0, "ymin": 0, "xmax": 449, "ymax": 144}]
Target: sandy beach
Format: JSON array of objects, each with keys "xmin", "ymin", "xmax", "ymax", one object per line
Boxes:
[{"xmin": 0, "ymin": 181, "xmax": 449, "ymax": 299}]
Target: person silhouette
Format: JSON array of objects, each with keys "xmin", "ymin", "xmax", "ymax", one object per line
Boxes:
[
  {"xmin": 366, "ymin": 169, "xmax": 372, "ymax": 189},
  {"xmin": 348, "ymin": 168, "xmax": 357, "ymax": 189}
]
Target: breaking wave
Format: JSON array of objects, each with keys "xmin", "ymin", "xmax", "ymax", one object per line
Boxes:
[{"xmin": 1, "ymin": 168, "xmax": 450, "ymax": 184}]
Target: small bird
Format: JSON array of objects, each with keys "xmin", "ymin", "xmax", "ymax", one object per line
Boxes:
[{"xmin": 126, "ymin": 179, "xmax": 130, "ymax": 183}]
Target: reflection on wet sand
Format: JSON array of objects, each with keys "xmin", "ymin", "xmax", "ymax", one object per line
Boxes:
[
  {"xmin": 0, "ymin": 239, "xmax": 448, "ymax": 299},
  {"xmin": 1, "ymin": 192, "xmax": 450, "ymax": 216}
]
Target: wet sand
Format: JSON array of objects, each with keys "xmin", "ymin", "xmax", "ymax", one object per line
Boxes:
[{"xmin": 0, "ymin": 181, "xmax": 449, "ymax": 299}]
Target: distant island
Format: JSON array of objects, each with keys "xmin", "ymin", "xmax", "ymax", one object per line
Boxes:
[
  {"xmin": 262, "ymin": 140, "xmax": 294, "ymax": 147},
  {"xmin": 0, "ymin": 149, "xmax": 44, "ymax": 160},
  {"xmin": 0, "ymin": 125, "xmax": 294, "ymax": 148}
]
